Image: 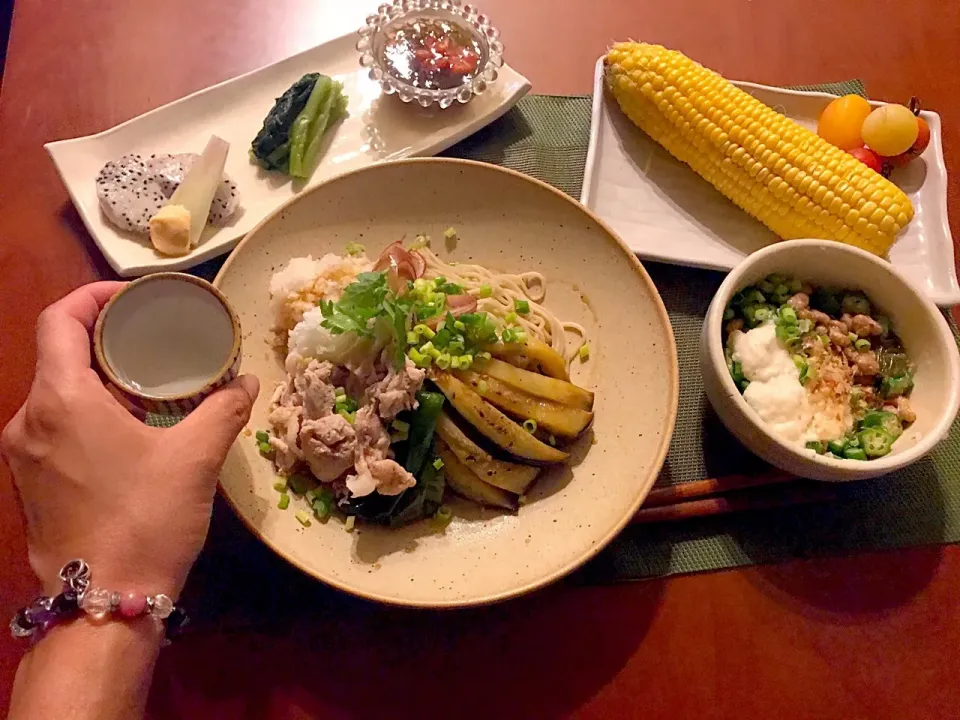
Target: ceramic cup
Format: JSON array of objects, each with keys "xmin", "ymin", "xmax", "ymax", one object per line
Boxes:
[
  {"xmin": 94, "ymin": 273, "xmax": 242, "ymax": 415},
  {"xmin": 700, "ymin": 239, "xmax": 960, "ymax": 482}
]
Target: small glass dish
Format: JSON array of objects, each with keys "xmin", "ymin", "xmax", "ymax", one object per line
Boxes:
[{"xmin": 357, "ymin": 0, "xmax": 504, "ymax": 109}]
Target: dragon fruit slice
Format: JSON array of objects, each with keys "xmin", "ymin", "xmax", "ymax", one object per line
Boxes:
[{"xmin": 95, "ymin": 148, "xmax": 240, "ymax": 235}]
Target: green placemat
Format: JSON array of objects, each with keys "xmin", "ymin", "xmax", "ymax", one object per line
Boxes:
[{"xmin": 170, "ymin": 80, "xmax": 960, "ymax": 587}]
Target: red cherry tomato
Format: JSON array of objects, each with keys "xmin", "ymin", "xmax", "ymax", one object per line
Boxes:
[
  {"xmin": 889, "ymin": 116, "xmax": 931, "ymax": 167},
  {"xmin": 849, "ymin": 146, "xmax": 883, "ymax": 174}
]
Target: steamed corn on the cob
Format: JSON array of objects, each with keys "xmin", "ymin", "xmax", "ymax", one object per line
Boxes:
[{"xmin": 605, "ymin": 42, "xmax": 913, "ymax": 256}]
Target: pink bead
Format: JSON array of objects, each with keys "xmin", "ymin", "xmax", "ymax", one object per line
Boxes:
[{"xmin": 118, "ymin": 592, "xmax": 147, "ymax": 618}]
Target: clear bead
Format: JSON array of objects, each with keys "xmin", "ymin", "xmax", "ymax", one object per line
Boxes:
[
  {"xmin": 80, "ymin": 588, "xmax": 113, "ymax": 619},
  {"xmin": 10, "ymin": 614, "xmax": 35, "ymax": 638},
  {"xmin": 150, "ymin": 594, "xmax": 174, "ymax": 620}
]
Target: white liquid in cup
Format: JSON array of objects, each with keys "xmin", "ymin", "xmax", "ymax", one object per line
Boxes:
[{"xmin": 102, "ymin": 279, "xmax": 234, "ymax": 397}]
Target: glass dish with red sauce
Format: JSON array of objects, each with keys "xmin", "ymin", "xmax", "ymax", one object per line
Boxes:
[{"xmin": 358, "ymin": 1, "xmax": 504, "ymax": 109}]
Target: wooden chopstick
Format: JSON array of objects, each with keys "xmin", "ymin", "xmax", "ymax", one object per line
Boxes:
[
  {"xmin": 641, "ymin": 470, "xmax": 796, "ymax": 508},
  {"xmin": 630, "ymin": 482, "xmax": 837, "ymax": 524},
  {"xmin": 629, "ymin": 469, "xmax": 841, "ymax": 524}
]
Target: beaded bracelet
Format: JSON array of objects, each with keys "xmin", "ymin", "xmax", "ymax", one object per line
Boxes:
[{"xmin": 9, "ymin": 559, "xmax": 188, "ymax": 641}]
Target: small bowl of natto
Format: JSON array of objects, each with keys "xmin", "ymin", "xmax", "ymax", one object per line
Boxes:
[{"xmin": 94, "ymin": 273, "xmax": 242, "ymax": 415}]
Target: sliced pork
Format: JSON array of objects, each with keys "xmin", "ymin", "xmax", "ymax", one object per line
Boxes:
[
  {"xmin": 267, "ymin": 402, "xmax": 303, "ymax": 474},
  {"xmin": 345, "ymin": 406, "xmax": 393, "ymax": 497},
  {"xmin": 292, "ymin": 359, "xmax": 344, "ymax": 420},
  {"xmin": 268, "ymin": 351, "xmax": 424, "ymax": 498},
  {"xmin": 300, "ymin": 415, "xmax": 356, "ymax": 482},
  {"xmin": 367, "ymin": 357, "xmax": 426, "ymax": 421}
]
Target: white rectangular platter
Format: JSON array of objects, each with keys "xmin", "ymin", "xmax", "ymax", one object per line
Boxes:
[
  {"xmin": 581, "ymin": 58, "xmax": 959, "ymax": 306},
  {"xmin": 45, "ymin": 32, "xmax": 531, "ymax": 277}
]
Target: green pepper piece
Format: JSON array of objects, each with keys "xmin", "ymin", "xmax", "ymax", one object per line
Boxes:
[
  {"xmin": 827, "ymin": 438, "xmax": 848, "ymax": 455},
  {"xmin": 402, "ymin": 391, "xmax": 445, "ymax": 477},
  {"xmin": 860, "ymin": 410, "xmax": 903, "ymax": 439},
  {"xmin": 288, "ymin": 76, "xmax": 332, "ymax": 177},
  {"xmin": 858, "ymin": 427, "xmax": 896, "ymax": 458},
  {"xmin": 876, "ymin": 315, "xmax": 891, "ymax": 338},
  {"xmin": 298, "ymin": 82, "xmax": 348, "ymax": 179},
  {"xmin": 810, "ymin": 288, "xmax": 841, "ymax": 317},
  {"xmin": 843, "ymin": 447, "xmax": 868, "ymax": 461},
  {"xmin": 881, "ymin": 373, "xmax": 914, "ymax": 399},
  {"xmin": 841, "ymin": 292, "xmax": 871, "ymax": 316},
  {"xmin": 288, "ymin": 472, "xmax": 316, "ymax": 495}
]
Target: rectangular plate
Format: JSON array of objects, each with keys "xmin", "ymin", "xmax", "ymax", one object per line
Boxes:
[
  {"xmin": 582, "ymin": 58, "xmax": 959, "ymax": 305},
  {"xmin": 45, "ymin": 32, "xmax": 531, "ymax": 277}
]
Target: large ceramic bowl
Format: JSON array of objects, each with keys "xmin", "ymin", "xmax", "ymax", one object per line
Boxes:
[
  {"xmin": 214, "ymin": 158, "xmax": 678, "ymax": 607},
  {"xmin": 701, "ymin": 239, "xmax": 960, "ymax": 482}
]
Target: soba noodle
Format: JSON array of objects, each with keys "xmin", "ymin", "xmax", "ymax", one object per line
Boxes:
[{"xmin": 418, "ymin": 247, "xmax": 587, "ymax": 362}]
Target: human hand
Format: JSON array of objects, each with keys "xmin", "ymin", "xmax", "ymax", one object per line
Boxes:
[{"xmin": 1, "ymin": 282, "xmax": 259, "ymax": 598}]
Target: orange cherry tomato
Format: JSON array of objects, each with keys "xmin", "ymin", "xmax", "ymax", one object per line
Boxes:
[{"xmin": 817, "ymin": 95, "xmax": 873, "ymax": 151}]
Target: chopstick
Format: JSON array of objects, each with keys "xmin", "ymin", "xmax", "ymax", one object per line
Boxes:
[
  {"xmin": 631, "ymin": 470, "xmax": 837, "ymax": 525},
  {"xmin": 631, "ymin": 483, "xmax": 837, "ymax": 524},
  {"xmin": 641, "ymin": 470, "xmax": 796, "ymax": 508}
]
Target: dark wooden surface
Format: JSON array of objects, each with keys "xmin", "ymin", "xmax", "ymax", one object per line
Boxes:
[{"xmin": 1, "ymin": 1, "xmax": 958, "ymax": 717}]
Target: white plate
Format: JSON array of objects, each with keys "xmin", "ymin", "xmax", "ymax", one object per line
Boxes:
[
  {"xmin": 581, "ymin": 58, "xmax": 959, "ymax": 306},
  {"xmin": 45, "ymin": 32, "xmax": 531, "ymax": 277}
]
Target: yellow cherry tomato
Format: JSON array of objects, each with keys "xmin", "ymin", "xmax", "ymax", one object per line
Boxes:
[
  {"xmin": 861, "ymin": 104, "xmax": 919, "ymax": 157},
  {"xmin": 817, "ymin": 94, "xmax": 873, "ymax": 151}
]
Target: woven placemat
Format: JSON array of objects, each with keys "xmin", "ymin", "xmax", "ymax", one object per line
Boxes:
[
  {"xmin": 166, "ymin": 81, "xmax": 960, "ymax": 594},
  {"xmin": 447, "ymin": 85, "xmax": 960, "ymax": 581}
]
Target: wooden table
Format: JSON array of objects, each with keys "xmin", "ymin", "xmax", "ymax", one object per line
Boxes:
[{"xmin": 2, "ymin": 1, "xmax": 958, "ymax": 717}]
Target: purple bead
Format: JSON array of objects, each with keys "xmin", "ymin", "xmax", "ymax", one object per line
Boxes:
[
  {"xmin": 51, "ymin": 591, "xmax": 79, "ymax": 616},
  {"xmin": 165, "ymin": 607, "xmax": 188, "ymax": 638},
  {"xmin": 27, "ymin": 597, "xmax": 51, "ymax": 615},
  {"xmin": 28, "ymin": 608, "xmax": 56, "ymax": 627},
  {"xmin": 25, "ymin": 597, "xmax": 56, "ymax": 627}
]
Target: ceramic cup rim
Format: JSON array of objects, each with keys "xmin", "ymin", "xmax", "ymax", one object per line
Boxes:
[
  {"xmin": 93, "ymin": 273, "xmax": 242, "ymax": 402},
  {"xmin": 702, "ymin": 238, "xmax": 960, "ymax": 479}
]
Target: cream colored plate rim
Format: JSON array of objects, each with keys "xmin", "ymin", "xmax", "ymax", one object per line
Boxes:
[{"xmin": 213, "ymin": 157, "xmax": 679, "ymax": 607}]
